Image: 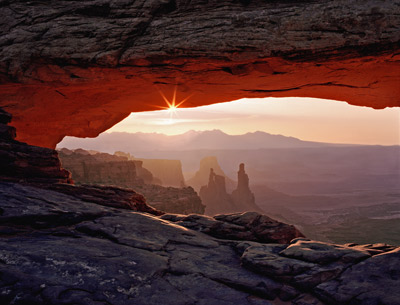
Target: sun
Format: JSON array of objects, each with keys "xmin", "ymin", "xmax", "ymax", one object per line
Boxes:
[
  {"xmin": 167, "ymin": 104, "xmax": 178, "ymax": 112},
  {"xmin": 156, "ymin": 85, "xmax": 193, "ymax": 114}
]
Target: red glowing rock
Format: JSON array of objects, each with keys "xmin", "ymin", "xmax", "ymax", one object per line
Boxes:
[{"xmin": 0, "ymin": 1, "xmax": 398, "ymax": 148}]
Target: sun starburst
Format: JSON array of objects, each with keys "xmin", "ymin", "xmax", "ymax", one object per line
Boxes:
[{"xmin": 156, "ymin": 85, "xmax": 193, "ymax": 116}]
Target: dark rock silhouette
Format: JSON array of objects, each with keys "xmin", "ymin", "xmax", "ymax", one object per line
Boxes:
[
  {"xmin": 199, "ymin": 168, "xmax": 234, "ymax": 215},
  {"xmin": 187, "ymin": 156, "xmax": 236, "ymax": 192},
  {"xmin": 200, "ymin": 163, "xmax": 264, "ymax": 216},
  {"xmin": 0, "ymin": 109, "xmax": 72, "ymax": 184},
  {"xmin": 231, "ymin": 163, "xmax": 258, "ymax": 211}
]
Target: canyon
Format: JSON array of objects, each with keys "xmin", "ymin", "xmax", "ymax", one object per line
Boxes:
[
  {"xmin": 59, "ymin": 130, "xmax": 400, "ymax": 245},
  {"xmin": 58, "ymin": 148, "xmax": 205, "ymax": 215},
  {"xmin": 1, "ymin": 1, "xmax": 399, "ymax": 304},
  {"xmin": 1, "ymin": 109, "xmax": 400, "ymax": 304}
]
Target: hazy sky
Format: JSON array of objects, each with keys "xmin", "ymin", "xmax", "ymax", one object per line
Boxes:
[{"xmin": 106, "ymin": 97, "xmax": 400, "ymax": 145}]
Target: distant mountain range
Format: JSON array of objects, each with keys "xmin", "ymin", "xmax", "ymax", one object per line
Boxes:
[{"xmin": 58, "ymin": 129, "xmax": 349, "ymax": 153}]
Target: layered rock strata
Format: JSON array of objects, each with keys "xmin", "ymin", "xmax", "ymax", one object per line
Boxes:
[
  {"xmin": 59, "ymin": 148, "xmax": 204, "ymax": 215},
  {"xmin": 58, "ymin": 148, "xmax": 141, "ymax": 186},
  {"xmin": 0, "ymin": 1, "xmax": 398, "ymax": 147},
  {"xmin": 114, "ymin": 152, "xmax": 154, "ymax": 184},
  {"xmin": 0, "ymin": 108, "xmax": 161, "ymax": 216}
]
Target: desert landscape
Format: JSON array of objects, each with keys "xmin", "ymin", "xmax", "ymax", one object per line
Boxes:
[
  {"xmin": 1, "ymin": 0, "xmax": 400, "ymax": 304},
  {"xmin": 59, "ymin": 130, "xmax": 400, "ymax": 245}
]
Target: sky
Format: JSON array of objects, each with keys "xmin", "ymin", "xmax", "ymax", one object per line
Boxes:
[{"xmin": 106, "ymin": 97, "xmax": 400, "ymax": 145}]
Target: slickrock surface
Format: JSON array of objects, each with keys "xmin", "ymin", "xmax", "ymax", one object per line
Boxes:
[
  {"xmin": 161, "ymin": 211, "xmax": 304, "ymax": 244},
  {"xmin": 1, "ymin": 181, "xmax": 399, "ymax": 305},
  {"xmin": 41, "ymin": 183, "xmax": 162, "ymax": 216},
  {"xmin": 0, "ymin": 1, "xmax": 399, "ymax": 147}
]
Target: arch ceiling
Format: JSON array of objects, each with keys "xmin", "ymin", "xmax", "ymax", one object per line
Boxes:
[{"xmin": 0, "ymin": 0, "xmax": 399, "ymax": 147}]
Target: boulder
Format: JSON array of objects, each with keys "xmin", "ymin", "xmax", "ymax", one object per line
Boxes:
[{"xmin": 161, "ymin": 211, "xmax": 304, "ymax": 244}]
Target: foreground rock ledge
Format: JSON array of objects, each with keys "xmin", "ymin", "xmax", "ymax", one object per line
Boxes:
[
  {"xmin": 1, "ymin": 182, "xmax": 399, "ymax": 305},
  {"xmin": 0, "ymin": 0, "xmax": 399, "ymax": 147}
]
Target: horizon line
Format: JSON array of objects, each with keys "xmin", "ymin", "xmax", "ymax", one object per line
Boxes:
[{"xmin": 68, "ymin": 129, "xmax": 400, "ymax": 147}]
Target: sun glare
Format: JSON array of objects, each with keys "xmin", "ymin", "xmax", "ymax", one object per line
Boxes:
[
  {"xmin": 167, "ymin": 105, "xmax": 178, "ymax": 114},
  {"xmin": 157, "ymin": 85, "xmax": 192, "ymax": 113}
]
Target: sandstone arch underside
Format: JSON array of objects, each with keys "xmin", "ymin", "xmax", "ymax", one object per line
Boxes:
[{"xmin": 0, "ymin": 0, "xmax": 399, "ymax": 148}]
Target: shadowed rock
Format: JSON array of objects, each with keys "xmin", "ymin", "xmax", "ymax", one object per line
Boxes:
[
  {"xmin": 1, "ymin": 181, "xmax": 399, "ymax": 305},
  {"xmin": 161, "ymin": 211, "xmax": 304, "ymax": 244},
  {"xmin": 0, "ymin": 107, "xmax": 162, "ymax": 216},
  {"xmin": 231, "ymin": 163, "xmax": 258, "ymax": 212},
  {"xmin": 0, "ymin": 109, "xmax": 72, "ymax": 184},
  {"xmin": 199, "ymin": 163, "xmax": 264, "ymax": 215}
]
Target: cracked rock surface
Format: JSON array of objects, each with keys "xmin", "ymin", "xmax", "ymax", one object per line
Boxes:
[
  {"xmin": 0, "ymin": 0, "xmax": 399, "ymax": 147},
  {"xmin": 1, "ymin": 182, "xmax": 399, "ymax": 305}
]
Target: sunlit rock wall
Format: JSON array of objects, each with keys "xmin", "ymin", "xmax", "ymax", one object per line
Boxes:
[{"xmin": 0, "ymin": 0, "xmax": 399, "ymax": 147}]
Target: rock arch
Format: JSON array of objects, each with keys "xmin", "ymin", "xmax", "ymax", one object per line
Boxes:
[{"xmin": 0, "ymin": 0, "xmax": 399, "ymax": 147}]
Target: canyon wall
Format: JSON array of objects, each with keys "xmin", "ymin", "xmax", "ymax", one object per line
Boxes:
[
  {"xmin": 58, "ymin": 148, "xmax": 204, "ymax": 214},
  {"xmin": 0, "ymin": 1, "xmax": 398, "ymax": 147},
  {"xmin": 0, "ymin": 107, "xmax": 161, "ymax": 214},
  {"xmin": 114, "ymin": 151, "xmax": 155, "ymax": 184},
  {"xmin": 59, "ymin": 148, "xmax": 140, "ymax": 187},
  {"xmin": 138, "ymin": 159, "xmax": 186, "ymax": 188}
]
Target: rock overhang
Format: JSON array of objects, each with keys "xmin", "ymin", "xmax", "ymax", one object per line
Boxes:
[{"xmin": 0, "ymin": 0, "xmax": 399, "ymax": 148}]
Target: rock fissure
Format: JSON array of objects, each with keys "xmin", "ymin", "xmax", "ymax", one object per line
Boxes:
[{"xmin": 242, "ymin": 80, "xmax": 380, "ymax": 93}]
